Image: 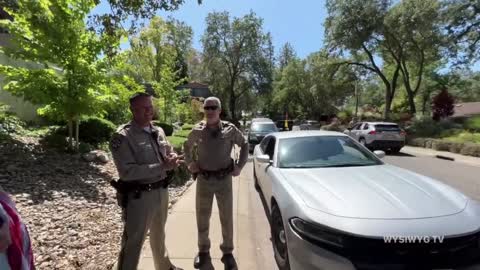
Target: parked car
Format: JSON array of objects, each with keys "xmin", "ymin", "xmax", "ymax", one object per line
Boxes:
[
  {"xmin": 299, "ymin": 120, "xmax": 321, "ymax": 130},
  {"xmin": 247, "ymin": 119, "xmax": 278, "ymax": 153},
  {"xmin": 343, "ymin": 121, "xmax": 406, "ymax": 153},
  {"xmin": 253, "ymin": 130, "xmax": 480, "ymax": 270}
]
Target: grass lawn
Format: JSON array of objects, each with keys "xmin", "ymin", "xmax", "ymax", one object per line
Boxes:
[
  {"xmin": 173, "ymin": 129, "xmax": 191, "ymax": 138},
  {"xmin": 168, "ymin": 136, "xmax": 187, "ymax": 149}
]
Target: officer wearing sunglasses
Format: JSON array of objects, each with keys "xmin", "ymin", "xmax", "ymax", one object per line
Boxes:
[{"xmin": 183, "ymin": 97, "xmax": 248, "ymax": 270}]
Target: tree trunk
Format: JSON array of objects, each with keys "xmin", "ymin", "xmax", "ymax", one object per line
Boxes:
[
  {"xmin": 229, "ymin": 77, "xmax": 237, "ymax": 122},
  {"xmin": 384, "ymin": 91, "xmax": 392, "ymax": 121},
  {"xmin": 68, "ymin": 118, "xmax": 73, "ymax": 151},
  {"xmin": 75, "ymin": 118, "xmax": 80, "ymax": 152},
  {"xmin": 407, "ymin": 91, "xmax": 417, "ymax": 115}
]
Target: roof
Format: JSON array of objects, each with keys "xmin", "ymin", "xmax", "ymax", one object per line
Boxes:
[
  {"xmin": 251, "ymin": 118, "xmax": 273, "ymax": 123},
  {"xmin": 357, "ymin": 121, "xmax": 399, "ymax": 125},
  {"xmin": 0, "ymin": 8, "xmax": 13, "ymax": 21},
  {"xmin": 452, "ymin": 102, "xmax": 480, "ymax": 118},
  {"xmin": 176, "ymin": 82, "xmax": 209, "ymax": 89},
  {"xmin": 270, "ymin": 130, "xmax": 347, "ymax": 139}
]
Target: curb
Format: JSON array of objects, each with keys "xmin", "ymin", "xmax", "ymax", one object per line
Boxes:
[{"xmin": 435, "ymin": 155, "xmax": 455, "ymax": 161}]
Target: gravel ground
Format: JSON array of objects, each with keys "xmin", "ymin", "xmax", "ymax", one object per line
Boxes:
[{"xmin": 0, "ymin": 135, "xmax": 193, "ymax": 270}]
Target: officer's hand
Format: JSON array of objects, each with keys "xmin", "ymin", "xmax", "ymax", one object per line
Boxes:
[
  {"xmin": 232, "ymin": 165, "xmax": 241, "ymax": 177},
  {"xmin": 188, "ymin": 162, "xmax": 200, "ymax": 173}
]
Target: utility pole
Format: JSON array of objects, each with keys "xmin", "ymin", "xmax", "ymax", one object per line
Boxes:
[{"xmin": 355, "ymin": 80, "xmax": 359, "ymax": 119}]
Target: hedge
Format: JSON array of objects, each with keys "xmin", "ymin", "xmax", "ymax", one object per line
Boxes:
[
  {"xmin": 182, "ymin": 123, "xmax": 195, "ymax": 130},
  {"xmin": 152, "ymin": 121, "xmax": 174, "ymax": 136},
  {"xmin": 407, "ymin": 137, "xmax": 480, "ymax": 157}
]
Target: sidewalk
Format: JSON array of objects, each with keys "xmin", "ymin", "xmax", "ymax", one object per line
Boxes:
[
  {"xmin": 137, "ymin": 163, "xmax": 262, "ymax": 270},
  {"xmin": 402, "ymin": 146, "xmax": 480, "ymax": 168}
]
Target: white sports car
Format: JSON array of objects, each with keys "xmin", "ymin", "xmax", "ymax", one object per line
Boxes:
[{"xmin": 253, "ymin": 130, "xmax": 480, "ymax": 270}]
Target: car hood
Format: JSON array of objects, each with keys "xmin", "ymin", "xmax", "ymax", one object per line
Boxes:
[{"xmin": 279, "ymin": 164, "xmax": 468, "ymax": 219}]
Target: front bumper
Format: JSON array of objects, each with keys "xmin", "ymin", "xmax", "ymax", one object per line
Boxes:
[{"xmin": 286, "ymin": 222, "xmax": 480, "ymax": 270}]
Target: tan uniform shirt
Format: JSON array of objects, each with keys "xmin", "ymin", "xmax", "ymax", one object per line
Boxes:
[
  {"xmin": 183, "ymin": 120, "xmax": 248, "ymax": 171},
  {"xmin": 109, "ymin": 121, "xmax": 174, "ymax": 184}
]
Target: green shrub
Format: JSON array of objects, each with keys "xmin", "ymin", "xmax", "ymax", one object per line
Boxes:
[
  {"xmin": 408, "ymin": 138, "xmax": 427, "ymax": 147},
  {"xmin": 52, "ymin": 117, "xmax": 116, "ymax": 145},
  {"xmin": 465, "ymin": 116, "xmax": 480, "ymax": 132},
  {"xmin": 460, "ymin": 143, "xmax": 480, "ymax": 157},
  {"xmin": 444, "ymin": 132, "xmax": 480, "ymax": 144},
  {"xmin": 432, "ymin": 140, "xmax": 452, "ymax": 151},
  {"xmin": 449, "ymin": 142, "xmax": 464, "ymax": 154},
  {"xmin": 182, "ymin": 123, "xmax": 195, "ymax": 130},
  {"xmin": 78, "ymin": 117, "xmax": 116, "ymax": 144},
  {"xmin": 169, "ymin": 165, "xmax": 191, "ymax": 187},
  {"xmin": 407, "ymin": 117, "xmax": 461, "ymax": 138},
  {"xmin": 39, "ymin": 132, "xmax": 69, "ymax": 150},
  {"xmin": 152, "ymin": 121, "xmax": 174, "ymax": 136},
  {"xmin": 0, "ymin": 112, "xmax": 26, "ymax": 135}
]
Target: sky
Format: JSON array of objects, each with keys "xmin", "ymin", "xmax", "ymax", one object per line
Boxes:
[
  {"xmin": 92, "ymin": 0, "xmax": 328, "ymax": 58},
  {"xmin": 91, "ymin": 0, "xmax": 479, "ymax": 71}
]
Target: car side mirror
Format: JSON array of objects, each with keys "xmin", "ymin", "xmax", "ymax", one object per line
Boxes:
[
  {"xmin": 374, "ymin": 150, "xmax": 386, "ymax": 159},
  {"xmin": 256, "ymin": 154, "xmax": 272, "ymax": 164}
]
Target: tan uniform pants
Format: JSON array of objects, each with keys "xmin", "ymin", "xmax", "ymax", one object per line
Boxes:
[
  {"xmin": 117, "ymin": 186, "xmax": 172, "ymax": 270},
  {"xmin": 196, "ymin": 175, "xmax": 234, "ymax": 254}
]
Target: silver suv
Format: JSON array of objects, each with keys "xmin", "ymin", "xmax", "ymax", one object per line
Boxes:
[{"xmin": 343, "ymin": 121, "xmax": 406, "ymax": 153}]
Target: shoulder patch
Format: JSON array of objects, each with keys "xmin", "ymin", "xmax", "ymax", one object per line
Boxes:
[
  {"xmin": 193, "ymin": 121, "xmax": 206, "ymax": 130},
  {"xmin": 110, "ymin": 133, "xmax": 124, "ymax": 151}
]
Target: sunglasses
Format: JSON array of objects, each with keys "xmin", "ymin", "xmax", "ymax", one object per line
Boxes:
[{"xmin": 204, "ymin": 106, "xmax": 218, "ymax": 111}]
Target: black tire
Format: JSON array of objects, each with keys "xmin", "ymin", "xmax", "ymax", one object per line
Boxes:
[
  {"xmin": 391, "ymin": 147, "xmax": 402, "ymax": 153},
  {"xmin": 253, "ymin": 166, "xmax": 260, "ymax": 191},
  {"xmin": 271, "ymin": 203, "xmax": 290, "ymax": 270},
  {"xmin": 359, "ymin": 138, "xmax": 367, "ymax": 147}
]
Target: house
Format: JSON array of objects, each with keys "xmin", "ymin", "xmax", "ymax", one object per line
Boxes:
[
  {"xmin": 175, "ymin": 82, "xmax": 212, "ymax": 99},
  {"xmin": 452, "ymin": 102, "xmax": 480, "ymax": 120},
  {"xmin": 0, "ymin": 7, "xmax": 42, "ymax": 122}
]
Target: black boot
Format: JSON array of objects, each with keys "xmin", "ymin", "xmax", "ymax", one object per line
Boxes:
[
  {"xmin": 193, "ymin": 252, "xmax": 211, "ymax": 269},
  {"xmin": 169, "ymin": 266, "xmax": 184, "ymax": 270},
  {"xmin": 221, "ymin": 253, "xmax": 238, "ymax": 270}
]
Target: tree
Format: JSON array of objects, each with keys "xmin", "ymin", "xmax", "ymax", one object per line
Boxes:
[
  {"xmin": 383, "ymin": 0, "xmax": 443, "ymax": 115},
  {"xmin": 166, "ymin": 17, "xmax": 193, "ymax": 82},
  {"xmin": 325, "ymin": 0, "xmax": 402, "ymax": 120},
  {"xmin": 432, "ymin": 88, "xmax": 455, "ymax": 121},
  {"xmin": 121, "ymin": 16, "xmax": 186, "ymax": 123},
  {"xmin": 278, "ymin": 42, "xmax": 296, "ymax": 71},
  {"xmin": 442, "ymin": 0, "xmax": 480, "ymax": 64},
  {"xmin": 272, "ymin": 50, "xmax": 355, "ymax": 120},
  {"xmin": 0, "ymin": 0, "xmax": 114, "ymax": 151},
  {"xmin": 201, "ymin": 11, "xmax": 274, "ymax": 123},
  {"xmin": 89, "ymin": 0, "xmax": 201, "ymax": 57}
]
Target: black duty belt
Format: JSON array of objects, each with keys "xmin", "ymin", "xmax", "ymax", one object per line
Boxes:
[{"xmin": 199, "ymin": 159, "xmax": 235, "ymax": 180}]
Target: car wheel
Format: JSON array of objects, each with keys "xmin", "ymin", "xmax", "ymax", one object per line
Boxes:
[
  {"xmin": 391, "ymin": 147, "xmax": 401, "ymax": 153},
  {"xmin": 253, "ymin": 166, "xmax": 260, "ymax": 191},
  {"xmin": 271, "ymin": 203, "xmax": 290, "ymax": 270},
  {"xmin": 359, "ymin": 138, "xmax": 366, "ymax": 146}
]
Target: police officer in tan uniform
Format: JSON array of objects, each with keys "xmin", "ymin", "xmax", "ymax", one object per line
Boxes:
[
  {"xmin": 183, "ymin": 97, "xmax": 248, "ymax": 270},
  {"xmin": 109, "ymin": 92, "xmax": 184, "ymax": 270}
]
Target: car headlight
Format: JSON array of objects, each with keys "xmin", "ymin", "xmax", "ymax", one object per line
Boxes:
[{"xmin": 290, "ymin": 217, "xmax": 346, "ymax": 248}]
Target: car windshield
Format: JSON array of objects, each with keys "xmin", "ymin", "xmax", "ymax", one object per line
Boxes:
[
  {"xmin": 278, "ymin": 136, "xmax": 383, "ymax": 168},
  {"xmin": 251, "ymin": 123, "xmax": 278, "ymax": 132},
  {"xmin": 375, "ymin": 124, "xmax": 401, "ymax": 132}
]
